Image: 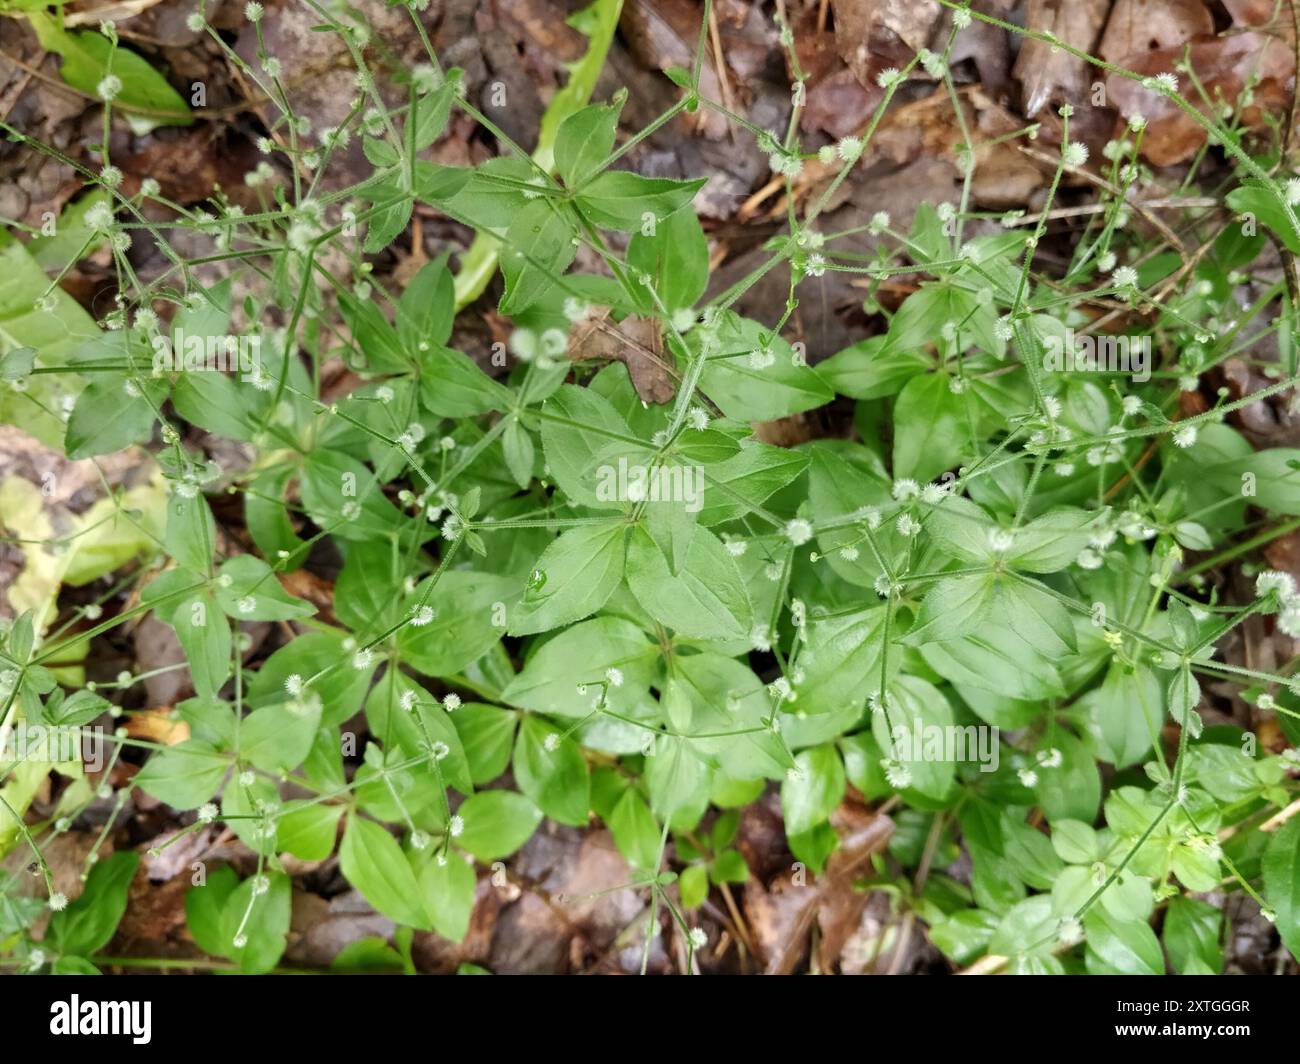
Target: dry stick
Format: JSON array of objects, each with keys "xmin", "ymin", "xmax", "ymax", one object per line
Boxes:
[
  {"xmin": 707, "ymin": 2, "xmax": 737, "ymax": 141},
  {"xmin": 1085, "ymin": 230, "xmax": 1220, "ymax": 337},
  {"xmin": 1017, "ymin": 143, "xmax": 1189, "ymax": 253},
  {"xmin": 1261, "ymin": 795, "xmax": 1300, "ymax": 832},
  {"xmin": 64, "ymin": 0, "xmax": 166, "ymax": 27},
  {"xmin": 999, "ymin": 197, "xmax": 1220, "ymax": 226},
  {"xmin": 1288, "ymin": 0, "xmax": 1300, "ymax": 157},
  {"xmin": 717, "ymin": 881, "xmax": 757, "ymax": 960}
]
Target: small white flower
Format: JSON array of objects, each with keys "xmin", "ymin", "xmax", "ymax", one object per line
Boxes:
[
  {"xmin": 1017, "ymin": 767, "xmax": 1038, "ymax": 787},
  {"xmin": 400, "ymin": 690, "xmax": 418, "ymax": 712},
  {"xmin": 953, "ymin": 6, "xmax": 972, "ymax": 29},
  {"xmin": 839, "ymin": 545, "xmax": 860, "ymax": 561},
  {"xmin": 1128, "ymin": 112, "xmax": 1147, "ymax": 132},
  {"xmin": 186, "ymin": 12, "xmax": 205, "ymax": 31},
  {"xmin": 411, "ymin": 830, "xmax": 430, "ymax": 851},
  {"xmin": 896, "ymin": 513, "xmax": 921, "ymax": 536},
  {"xmin": 1062, "ymin": 141, "xmax": 1089, "ymax": 167},
  {"xmin": 398, "ymin": 422, "xmax": 425, "ymax": 450},
  {"xmin": 245, "ymin": 0, "xmax": 263, "ymax": 21},
  {"xmin": 688, "ymin": 407, "xmax": 710, "ymax": 431},
  {"xmin": 287, "ymin": 220, "xmax": 317, "ymax": 254},
  {"xmin": 233, "ymin": 934, "xmax": 248, "ymax": 949},
  {"xmin": 804, "ymin": 253, "xmax": 826, "ymax": 277},
  {"xmin": 352, "ymin": 649, "xmax": 374, "ymax": 670},
  {"xmin": 993, "ymin": 316, "xmax": 1014, "ymax": 342},
  {"xmin": 544, "ymin": 733, "xmax": 561, "ymax": 752},
  {"xmin": 1173, "ymin": 424, "xmax": 1197, "ymax": 449},
  {"xmin": 688, "ymin": 927, "xmax": 708, "ymax": 950},
  {"xmin": 198, "ymin": 802, "xmax": 218, "ymax": 824},
  {"xmin": 285, "ymin": 674, "xmax": 305, "ymax": 696},
  {"xmin": 919, "ymin": 49, "xmax": 947, "ymax": 78},
  {"xmin": 239, "ymin": 770, "xmax": 256, "ymax": 787},
  {"xmin": 262, "ymin": 57, "xmax": 282, "ymax": 78},
  {"xmin": 784, "ymin": 518, "xmax": 814, "ymax": 546},
  {"xmin": 987, "ymin": 528, "xmax": 1015, "ymax": 554},
  {"xmin": 1075, "ymin": 548, "xmax": 1103, "ymax": 570},
  {"xmin": 1042, "ymin": 395, "xmax": 1062, "ymax": 419},
  {"xmin": 86, "ymin": 202, "xmax": 115, "ymax": 231},
  {"xmin": 605, "ymin": 667, "xmax": 624, "ymax": 688},
  {"xmin": 750, "ymin": 626, "xmax": 773, "ymax": 653},
  {"xmin": 1056, "ymin": 916, "xmax": 1084, "ymax": 947},
  {"xmin": 449, "ymin": 815, "xmax": 464, "ymax": 838},
  {"xmin": 48, "ymin": 891, "xmax": 68, "ymax": 912},
  {"xmin": 431, "ymin": 741, "xmax": 450, "ymax": 760},
  {"xmin": 1037, "ymin": 748, "xmax": 1063, "ymax": 769},
  {"xmin": 876, "ymin": 68, "xmax": 902, "ymax": 89},
  {"xmin": 882, "ymin": 758, "xmax": 912, "ymax": 789},
  {"xmin": 1111, "ymin": 265, "xmax": 1139, "ymax": 288},
  {"xmin": 891, "ymin": 478, "xmax": 920, "ymax": 501},
  {"xmin": 725, "ymin": 538, "xmax": 748, "ymax": 557},
  {"xmin": 409, "ymin": 605, "xmax": 435, "ymax": 626},
  {"xmin": 1054, "ymin": 462, "xmax": 1075, "ymax": 477},
  {"xmin": 1286, "ymin": 178, "xmax": 1300, "ymax": 208},
  {"xmin": 1144, "ymin": 72, "xmax": 1179, "ymax": 94},
  {"xmin": 833, "ymin": 137, "xmax": 863, "ymax": 164},
  {"xmin": 97, "ymin": 75, "xmax": 122, "ymax": 101},
  {"xmin": 1121, "ymin": 394, "xmax": 1142, "ymax": 416},
  {"xmin": 1257, "ymin": 571, "xmax": 1297, "ymax": 606},
  {"xmin": 237, "ymin": 596, "xmax": 256, "ymax": 614},
  {"xmin": 873, "ymin": 574, "xmax": 899, "ymax": 598},
  {"xmin": 867, "ymin": 210, "xmax": 890, "ymax": 234},
  {"xmin": 1258, "ymin": 693, "xmax": 1277, "ymax": 710}
]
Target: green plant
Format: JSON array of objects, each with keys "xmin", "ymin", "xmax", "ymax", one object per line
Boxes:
[{"xmin": 4, "ymin": 0, "xmax": 1300, "ymax": 976}]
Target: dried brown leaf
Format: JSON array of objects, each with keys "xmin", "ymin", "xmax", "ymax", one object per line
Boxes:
[
  {"xmin": 830, "ymin": 0, "xmax": 940, "ymax": 90},
  {"xmin": 620, "ymin": 0, "xmax": 731, "ymax": 139},
  {"xmin": 569, "ymin": 311, "xmax": 677, "ymax": 404},
  {"xmin": 743, "ymin": 800, "xmax": 893, "ymax": 974},
  {"xmin": 1098, "ymin": 0, "xmax": 1214, "ymax": 63},
  {"xmin": 1106, "ymin": 33, "xmax": 1294, "ymax": 164},
  {"xmin": 1013, "ymin": 0, "xmax": 1110, "ymax": 116}
]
